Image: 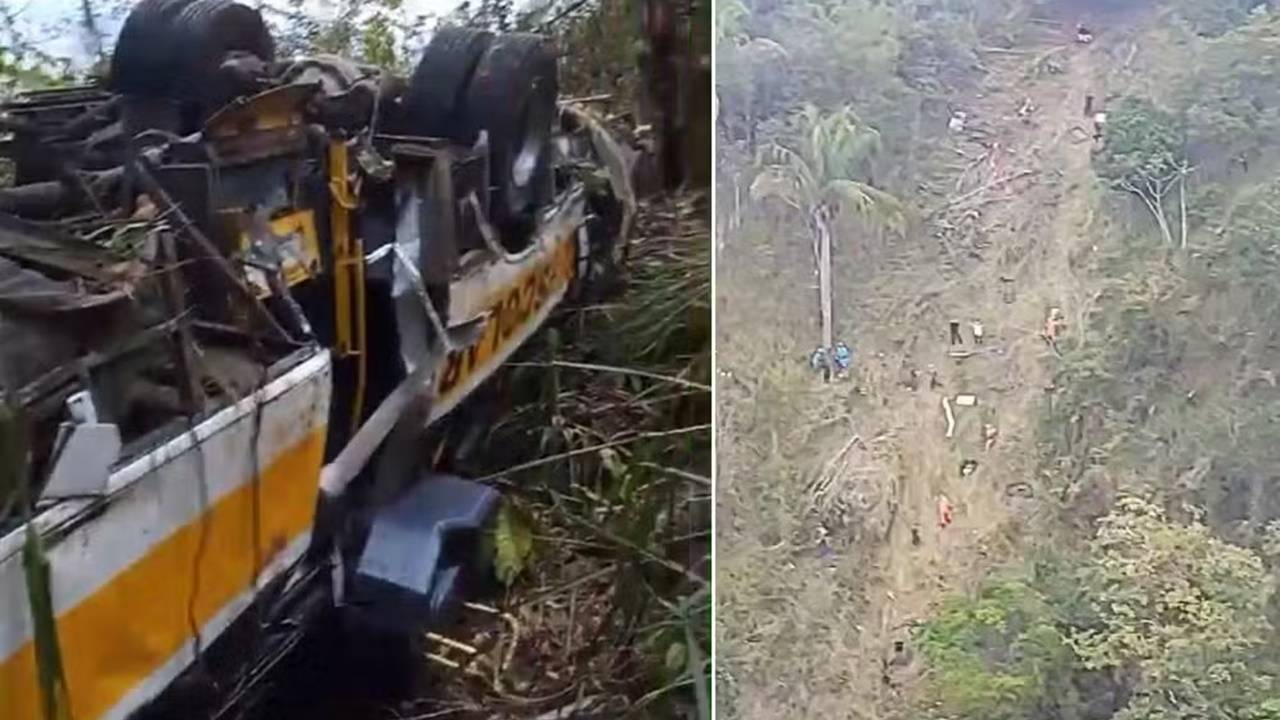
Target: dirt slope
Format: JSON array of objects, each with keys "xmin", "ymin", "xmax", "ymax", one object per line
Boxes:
[{"xmin": 717, "ymin": 11, "xmax": 1148, "ymax": 718}]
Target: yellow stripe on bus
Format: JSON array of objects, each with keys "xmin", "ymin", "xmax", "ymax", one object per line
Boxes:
[
  {"xmin": 0, "ymin": 426, "xmax": 325, "ymax": 720},
  {"xmin": 435, "ymin": 234, "xmax": 577, "ymax": 401}
]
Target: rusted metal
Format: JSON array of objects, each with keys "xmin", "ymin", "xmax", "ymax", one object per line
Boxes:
[
  {"xmin": 0, "ymin": 182, "xmax": 77, "ymax": 218},
  {"xmin": 202, "ymin": 84, "xmax": 313, "ymax": 165},
  {"xmin": 13, "ymin": 315, "xmax": 187, "ymax": 409},
  {"xmin": 131, "ymin": 158, "xmax": 298, "ymax": 344},
  {"xmin": 0, "ymin": 13, "xmax": 635, "ymax": 717},
  {"xmin": 0, "ymin": 214, "xmax": 126, "ymax": 282},
  {"xmin": 158, "ymin": 231, "xmax": 205, "ymax": 412}
]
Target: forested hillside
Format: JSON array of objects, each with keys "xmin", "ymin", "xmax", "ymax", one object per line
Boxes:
[{"xmin": 716, "ymin": 1, "xmax": 1280, "ymax": 718}]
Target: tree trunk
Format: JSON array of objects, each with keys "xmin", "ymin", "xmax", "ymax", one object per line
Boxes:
[
  {"xmin": 816, "ymin": 215, "xmax": 834, "ymax": 354},
  {"xmin": 1152, "ymin": 197, "xmax": 1174, "ymax": 248},
  {"xmin": 1178, "ymin": 175, "xmax": 1188, "ymax": 250},
  {"xmin": 732, "ymin": 175, "xmax": 741, "ymax": 230},
  {"xmin": 1137, "ymin": 191, "xmax": 1175, "ymax": 247},
  {"xmin": 641, "ymin": 0, "xmax": 682, "ymax": 190}
]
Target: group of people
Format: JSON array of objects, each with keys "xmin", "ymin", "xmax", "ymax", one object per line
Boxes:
[
  {"xmin": 949, "ymin": 319, "xmax": 984, "ymax": 346},
  {"xmin": 809, "ymin": 341, "xmax": 852, "ymax": 378}
]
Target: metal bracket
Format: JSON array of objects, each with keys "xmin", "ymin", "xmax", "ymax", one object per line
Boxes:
[
  {"xmin": 465, "ymin": 191, "xmax": 544, "ymax": 264},
  {"xmin": 353, "ymin": 473, "xmax": 500, "ymax": 631},
  {"xmin": 389, "ymin": 244, "xmax": 475, "ymax": 354}
]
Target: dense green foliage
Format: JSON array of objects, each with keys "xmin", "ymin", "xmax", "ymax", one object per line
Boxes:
[
  {"xmin": 722, "ymin": 1, "xmax": 1280, "ymax": 719},
  {"xmin": 917, "ymin": 577, "xmax": 1074, "ymax": 720},
  {"xmin": 919, "ymin": 499, "xmax": 1279, "ymax": 720},
  {"xmin": 1159, "ymin": 11, "xmax": 1280, "ymax": 174},
  {"xmin": 1048, "ymin": 9, "xmax": 1280, "ymax": 539},
  {"xmin": 750, "ymin": 103, "xmax": 902, "ymax": 231},
  {"xmin": 1162, "ymin": 0, "xmax": 1268, "ymax": 37},
  {"xmin": 717, "ymin": 0, "xmax": 1028, "ymax": 169},
  {"xmin": 1093, "ymin": 96, "xmax": 1189, "ymax": 246},
  {"xmin": 1094, "ymin": 97, "xmax": 1186, "ymax": 193}
]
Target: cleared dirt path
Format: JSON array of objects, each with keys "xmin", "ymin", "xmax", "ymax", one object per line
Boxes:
[
  {"xmin": 836, "ymin": 23, "xmax": 1123, "ymax": 717},
  {"xmin": 715, "ymin": 10, "xmax": 1158, "ymax": 718}
]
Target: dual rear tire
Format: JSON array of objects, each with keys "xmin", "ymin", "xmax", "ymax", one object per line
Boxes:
[
  {"xmin": 401, "ymin": 28, "xmax": 559, "ymax": 230},
  {"xmin": 110, "ymin": 0, "xmax": 275, "ymax": 122},
  {"xmin": 111, "ymin": 2, "xmax": 559, "ymax": 230}
]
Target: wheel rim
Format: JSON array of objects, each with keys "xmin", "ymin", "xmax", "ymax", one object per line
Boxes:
[{"xmin": 511, "ymin": 79, "xmax": 553, "ymax": 190}]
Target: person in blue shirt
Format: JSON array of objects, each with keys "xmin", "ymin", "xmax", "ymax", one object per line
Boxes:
[{"xmin": 832, "ymin": 342, "xmax": 852, "ymax": 374}]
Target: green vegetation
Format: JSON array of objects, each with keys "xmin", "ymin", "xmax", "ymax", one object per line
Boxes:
[
  {"xmin": 916, "ymin": 576, "xmax": 1073, "ymax": 720},
  {"xmin": 720, "ymin": 1, "xmax": 1280, "ymax": 719},
  {"xmin": 1025, "ymin": 10, "xmax": 1280, "ymax": 717},
  {"xmin": 1093, "ymin": 96, "xmax": 1190, "ymax": 247},
  {"xmin": 919, "ymin": 499, "xmax": 1278, "ymax": 720},
  {"xmin": 1049, "ymin": 7, "xmax": 1280, "ymax": 535},
  {"xmin": 461, "ymin": 193, "xmax": 710, "ymax": 718}
]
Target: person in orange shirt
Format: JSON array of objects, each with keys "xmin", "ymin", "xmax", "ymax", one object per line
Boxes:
[
  {"xmin": 1044, "ymin": 307, "xmax": 1065, "ymax": 344},
  {"xmin": 938, "ymin": 494, "xmax": 955, "ymax": 529}
]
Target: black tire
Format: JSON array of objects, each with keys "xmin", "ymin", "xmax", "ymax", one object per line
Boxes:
[
  {"xmin": 169, "ymin": 0, "xmax": 274, "ymax": 103},
  {"xmin": 401, "ymin": 27, "xmax": 494, "ymax": 140},
  {"xmin": 108, "ymin": 0, "xmax": 198, "ymax": 96},
  {"xmin": 109, "ymin": 0, "xmax": 273, "ymax": 104},
  {"xmin": 463, "ymin": 34, "xmax": 559, "ymax": 222}
]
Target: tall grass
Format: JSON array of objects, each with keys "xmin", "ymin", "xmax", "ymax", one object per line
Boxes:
[{"xmin": 409, "ymin": 192, "xmax": 711, "ymax": 719}]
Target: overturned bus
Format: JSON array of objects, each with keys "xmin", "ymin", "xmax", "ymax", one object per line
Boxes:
[{"xmin": 0, "ymin": 1, "xmax": 635, "ymax": 718}]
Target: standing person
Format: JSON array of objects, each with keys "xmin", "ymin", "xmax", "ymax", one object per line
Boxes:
[
  {"xmin": 832, "ymin": 342, "xmax": 852, "ymax": 378},
  {"xmin": 949, "ymin": 320, "xmax": 963, "ymax": 346},
  {"xmin": 1084, "ymin": 94, "xmax": 1094, "ymax": 117},
  {"xmin": 984, "ymin": 423, "xmax": 999, "ymax": 451},
  {"xmin": 938, "ymin": 494, "xmax": 954, "ymax": 529},
  {"xmin": 971, "ymin": 319, "xmax": 985, "ymax": 345},
  {"xmin": 1017, "ymin": 97, "xmax": 1035, "ymax": 123},
  {"xmin": 810, "ymin": 346, "xmax": 829, "ymax": 374},
  {"xmin": 833, "ymin": 342, "xmax": 851, "ymax": 362},
  {"xmin": 1044, "ymin": 307, "xmax": 1066, "ymax": 348}
]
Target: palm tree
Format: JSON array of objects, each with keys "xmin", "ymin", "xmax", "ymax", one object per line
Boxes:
[
  {"xmin": 715, "ymin": 0, "xmax": 749, "ymax": 44},
  {"xmin": 750, "ymin": 104, "xmax": 905, "ymax": 370}
]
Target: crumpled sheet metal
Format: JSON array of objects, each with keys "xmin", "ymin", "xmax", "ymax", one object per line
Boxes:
[
  {"xmin": 0, "ymin": 255, "xmax": 130, "ymax": 392},
  {"xmin": 0, "ymin": 214, "xmax": 129, "ymax": 284},
  {"xmin": 0, "ymin": 256, "xmax": 126, "ymax": 314},
  {"xmin": 277, "ymin": 54, "xmax": 384, "ymax": 129},
  {"xmin": 560, "ymin": 102, "xmax": 638, "ymax": 244},
  {"xmin": 277, "ymin": 54, "xmax": 381, "ymax": 98}
]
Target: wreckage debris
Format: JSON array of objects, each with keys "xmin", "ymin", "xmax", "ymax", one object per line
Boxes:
[{"xmin": 0, "ymin": 5, "xmax": 641, "ymax": 719}]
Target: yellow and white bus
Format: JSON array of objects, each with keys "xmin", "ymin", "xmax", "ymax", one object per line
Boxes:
[{"xmin": 0, "ymin": 4, "xmax": 633, "ymax": 717}]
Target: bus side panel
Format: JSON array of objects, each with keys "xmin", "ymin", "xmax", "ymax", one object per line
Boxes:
[{"xmin": 0, "ymin": 352, "xmax": 331, "ymax": 720}]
